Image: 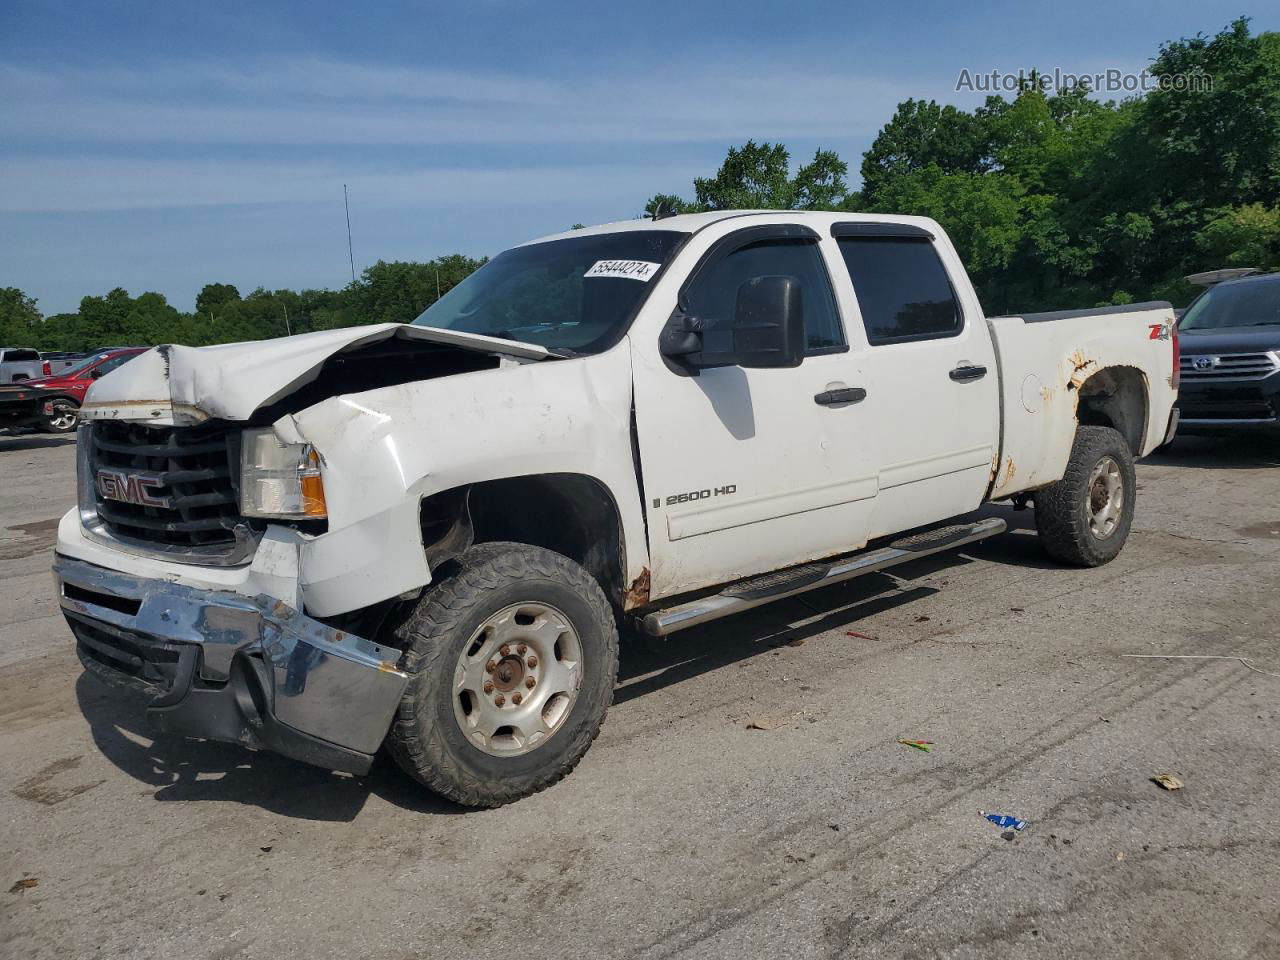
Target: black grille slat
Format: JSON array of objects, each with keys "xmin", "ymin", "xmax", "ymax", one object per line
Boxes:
[
  {"xmin": 92, "ymin": 436, "xmax": 228, "ymax": 457},
  {"xmin": 91, "ymin": 421, "xmax": 243, "ymax": 548},
  {"xmin": 97, "ymin": 503, "xmax": 234, "ymax": 533}
]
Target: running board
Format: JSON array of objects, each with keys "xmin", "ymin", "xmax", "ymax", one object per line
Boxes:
[{"xmin": 639, "ymin": 517, "xmax": 1007, "ymax": 637}]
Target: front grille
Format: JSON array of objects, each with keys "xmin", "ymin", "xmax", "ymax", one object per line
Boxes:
[
  {"xmin": 91, "ymin": 421, "xmax": 242, "ymax": 548},
  {"xmin": 1179, "ymin": 351, "xmax": 1280, "ymax": 380}
]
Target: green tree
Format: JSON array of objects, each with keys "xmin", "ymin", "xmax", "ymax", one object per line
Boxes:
[
  {"xmin": 645, "ymin": 141, "xmax": 850, "ymax": 214},
  {"xmin": 1198, "ymin": 204, "xmax": 1280, "ymax": 270},
  {"xmin": 0, "ymin": 288, "xmax": 42, "ymax": 346},
  {"xmin": 860, "ymin": 99, "xmax": 988, "ymax": 204}
]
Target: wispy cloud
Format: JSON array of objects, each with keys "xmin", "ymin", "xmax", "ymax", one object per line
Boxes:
[
  {"xmin": 0, "ymin": 156, "xmax": 707, "ymax": 213},
  {"xmin": 1, "ymin": 57, "xmax": 910, "ymax": 149}
]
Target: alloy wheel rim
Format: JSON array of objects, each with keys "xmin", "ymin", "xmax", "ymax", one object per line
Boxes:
[
  {"xmin": 451, "ymin": 602, "xmax": 583, "ymax": 757},
  {"xmin": 1087, "ymin": 456, "xmax": 1124, "ymax": 539}
]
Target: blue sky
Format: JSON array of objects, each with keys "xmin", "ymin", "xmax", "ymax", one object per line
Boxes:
[{"xmin": 1, "ymin": 1, "xmax": 1274, "ymax": 315}]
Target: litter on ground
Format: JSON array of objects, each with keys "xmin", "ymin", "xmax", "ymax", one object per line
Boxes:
[
  {"xmin": 897, "ymin": 739, "xmax": 934, "ymax": 753},
  {"xmin": 982, "ymin": 812, "xmax": 1029, "ymax": 831}
]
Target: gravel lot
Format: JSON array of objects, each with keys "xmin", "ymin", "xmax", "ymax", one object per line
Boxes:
[{"xmin": 2, "ymin": 431, "xmax": 1279, "ymax": 960}]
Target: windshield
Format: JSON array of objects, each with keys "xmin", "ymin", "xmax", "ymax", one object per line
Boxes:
[
  {"xmin": 1180, "ymin": 279, "xmax": 1280, "ymax": 330},
  {"xmin": 412, "ymin": 230, "xmax": 686, "ymax": 353}
]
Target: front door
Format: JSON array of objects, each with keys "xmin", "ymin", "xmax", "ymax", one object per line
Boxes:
[{"xmin": 631, "ymin": 227, "xmax": 880, "ymax": 600}]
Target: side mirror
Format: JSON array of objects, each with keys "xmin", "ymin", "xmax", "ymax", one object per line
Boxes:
[
  {"xmin": 89, "ymin": 368, "xmax": 104, "ymax": 379},
  {"xmin": 660, "ymin": 275, "xmax": 806, "ymax": 370}
]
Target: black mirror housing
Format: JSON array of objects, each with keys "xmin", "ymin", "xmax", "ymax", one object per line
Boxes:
[
  {"xmin": 660, "ymin": 275, "xmax": 805, "ymax": 371},
  {"xmin": 727, "ymin": 275, "xmax": 805, "ymax": 368}
]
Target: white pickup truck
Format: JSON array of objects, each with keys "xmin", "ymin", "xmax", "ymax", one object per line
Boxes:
[{"xmin": 54, "ymin": 211, "xmax": 1179, "ymax": 806}]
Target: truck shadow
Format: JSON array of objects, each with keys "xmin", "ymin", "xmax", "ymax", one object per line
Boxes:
[
  {"xmin": 0, "ymin": 432, "xmax": 76, "ymax": 452},
  {"xmin": 73, "ymin": 513, "xmax": 1054, "ymax": 820},
  {"xmin": 74, "ymin": 673, "xmax": 468, "ymax": 821},
  {"xmin": 616, "ymin": 570, "xmax": 945, "ymax": 705}
]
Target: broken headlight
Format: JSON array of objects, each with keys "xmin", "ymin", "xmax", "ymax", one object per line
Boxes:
[{"xmin": 239, "ymin": 427, "xmax": 328, "ymax": 519}]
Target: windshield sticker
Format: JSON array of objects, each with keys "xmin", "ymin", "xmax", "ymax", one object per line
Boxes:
[{"xmin": 584, "ymin": 260, "xmax": 662, "ymax": 282}]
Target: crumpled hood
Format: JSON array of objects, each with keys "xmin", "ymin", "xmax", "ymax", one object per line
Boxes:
[{"xmin": 80, "ymin": 323, "xmax": 550, "ymax": 425}]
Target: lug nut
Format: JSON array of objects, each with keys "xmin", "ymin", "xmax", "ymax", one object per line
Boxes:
[
  {"xmin": 527, "ymin": 655, "xmax": 538, "ymax": 668},
  {"xmin": 485, "ymin": 660, "xmax": 497, "ymax": 673},
  {"xmin": 494, "ymin": 694, "xmax": 505, "ymax": 706},
  {"xmin": 517, "ymin": 643, "xmax": 527, "ymax": 654},
  {"xmin": 512, "ymin": 693, "xmax": 523, "ymax": 705},
  {"xmin": 483, "ymin": 681, "xmax": 494, "ymax": 694},
  {"xmin": 500, "ymin": 644, "xmax": 511, "ymax": 656},
  {"xmin": 525, "ymin": 677, "xmax": 535, "ymax": 689}
]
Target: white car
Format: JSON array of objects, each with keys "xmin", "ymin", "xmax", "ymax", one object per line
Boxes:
[{"xmin": 53, "ymin": 211, "xmax": 1179, "ymax": 806}]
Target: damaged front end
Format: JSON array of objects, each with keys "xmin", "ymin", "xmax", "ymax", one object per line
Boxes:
[
  {"xmin": 55, "ymin": 554, "xmax": 407, "ymax": 773},
  {"xmin": 55, "ymin": 324, "xmax": 558, "ymax": 770}
]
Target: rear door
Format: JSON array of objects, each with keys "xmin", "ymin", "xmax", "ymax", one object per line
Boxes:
[
  {"xmin": 831, "ymin": 223, "xmax": 999, "ymax": 537},
  {"xmin": 631, "ymin": 224, "xmax": 880, "ymax": 599}
]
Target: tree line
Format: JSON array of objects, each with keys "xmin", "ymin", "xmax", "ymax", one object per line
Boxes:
[
  {"xmin": 645, "ymin": 17, "xmax": 1280, "ymax": 315},
  {"xmin": 3, "ymin": 17, "xmax": 1277, "ymax": 352}
]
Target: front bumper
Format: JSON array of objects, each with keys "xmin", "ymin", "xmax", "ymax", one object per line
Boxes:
[
  {"xmin": 1177, "ymin": 376, "xmax": 1280, "ymax": 435},
  {"xmin": 55, "ymin": 554, "xmax": 408, "ymax": 774}
]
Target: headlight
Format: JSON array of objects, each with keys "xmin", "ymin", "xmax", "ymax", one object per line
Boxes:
[{"xmin": 240, "ymin": 427, "xmax": 328, "ymax": 519}]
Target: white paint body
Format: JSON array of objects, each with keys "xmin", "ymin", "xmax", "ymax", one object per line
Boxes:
[{"xmin": 57, "ymin": 212, "xmax": 1178, "ymax": 619}]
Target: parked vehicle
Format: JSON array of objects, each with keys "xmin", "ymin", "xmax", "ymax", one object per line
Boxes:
[
  {"xmin": 0, "ymin": 347, "xmax": 44, "ymax": 382},
  {"xmin": 1175, "ymin": 272, "xmax": 1280, "ymax": 438},
  {"xmin": 53, "ymin": 212, "xmax": 1179, "ymax": 806},
  {"xmin": 41, "ymin": 351, "xmax": 89, "ymax": 376},
  {"xmin": 0, "ymin": 348, "xmax": 145, "ymax": 433}
]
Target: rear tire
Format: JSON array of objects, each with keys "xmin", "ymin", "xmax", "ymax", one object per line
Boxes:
[
  {"xmin": 1035, "ymin": 425, "xmax": 1136, "ymax": 567},
  {"xmin": 385, "ymin": 542, "xmax": 618, "ymax": 807},
  {"xmin": 40, "ymin": 399, "xmax": 79, "ymax": 433}
]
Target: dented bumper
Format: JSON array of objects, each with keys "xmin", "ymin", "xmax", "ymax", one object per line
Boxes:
[{"xmin": 54, "ymin": 554, "xmax": 408, "ymax": 774}]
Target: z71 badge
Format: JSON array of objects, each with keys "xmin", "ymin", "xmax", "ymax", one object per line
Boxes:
[{"xmin": 654, "ymin": 485, "xmax": 737, "ymax": 509}]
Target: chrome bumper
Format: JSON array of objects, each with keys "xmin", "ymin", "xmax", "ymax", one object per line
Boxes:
[{"xmin": 54, "ymin": 554, "xmax": 408, "ymax": 774}]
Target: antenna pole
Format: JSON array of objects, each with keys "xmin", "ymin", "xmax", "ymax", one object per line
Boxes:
[
  {"xmin": 282, "ymin": 301, "xmax": 291, "ymax": 337},
  {"xmin": 344, "ymin": 184, "xmax": 356, "ymax": 285},
  {"xmin": 435, "ymin": 267, "xmax": 441, "ymax": 301}
]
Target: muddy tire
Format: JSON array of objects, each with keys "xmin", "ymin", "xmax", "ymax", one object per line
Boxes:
[
  {"xmin": 40, "ymin": 399, "xmax": 79, "ymax": 433},
  {"xmin": 385, "ymin": 542, "xmax": 618, "ymax": 807},
  {"xmin": 1035, "ymin": 425, "xmax": 1136, "ymax": 567}
]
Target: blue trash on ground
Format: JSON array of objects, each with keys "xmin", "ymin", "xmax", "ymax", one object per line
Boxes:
[{"xmin": 982, "ymin": 812, "xmax": 1029, "ymax": 831}]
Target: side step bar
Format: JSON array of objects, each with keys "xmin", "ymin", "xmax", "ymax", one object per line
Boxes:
[{"xmin": 639, "ymin": 517, "xmax": 1007, "ymax": 637}]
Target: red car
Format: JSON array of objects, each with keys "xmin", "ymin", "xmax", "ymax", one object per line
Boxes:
[{"xmin": 0, "ymin": 347, "xmax": 146, "ymax": 434}]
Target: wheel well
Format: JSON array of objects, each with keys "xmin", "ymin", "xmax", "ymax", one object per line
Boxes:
[
  {"xmin": 419, "ymin": 474, "xmax": 626, "ymax": 608},
  {"xmin": 1075, "ymin": 365, "xmax": 1148, "ymax": 454}
]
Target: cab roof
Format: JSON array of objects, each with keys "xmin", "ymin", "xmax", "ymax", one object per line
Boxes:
[{"xmin": 524, "ymin": 210, "xmax": 941, "ymax": 246}]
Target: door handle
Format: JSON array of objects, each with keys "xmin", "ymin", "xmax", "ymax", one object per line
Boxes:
[
  {"xmin": 949, "ymin": 364, "xmax": 988, "ymax": 383},
  {"xmin": 814, "ymin": 387, "xmax": 867, "ymax": 406}
]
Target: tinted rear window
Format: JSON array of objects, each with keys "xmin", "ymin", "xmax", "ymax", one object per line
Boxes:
[{"xmin": 836, "ymin": 237, "xmax": 962, "ymax": 344}]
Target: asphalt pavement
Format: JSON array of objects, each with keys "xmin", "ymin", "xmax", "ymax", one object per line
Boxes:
[{"xmin": 2, "ymin": 430, "xmax": 1278, "ymax": 959}]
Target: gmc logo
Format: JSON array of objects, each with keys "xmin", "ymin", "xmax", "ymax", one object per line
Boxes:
[{"xmin": 96, "ymin": 469, "xmax": 171, "ymax": 509}]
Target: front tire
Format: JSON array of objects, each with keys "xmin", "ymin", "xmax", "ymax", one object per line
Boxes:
[
  {"xmin": 386, "ymin": 542, "xmax": 619, "ymax": 807},
  {"xmin": 1035, "ymin": 425, "xmax": 1136, "ymax": 567}
]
